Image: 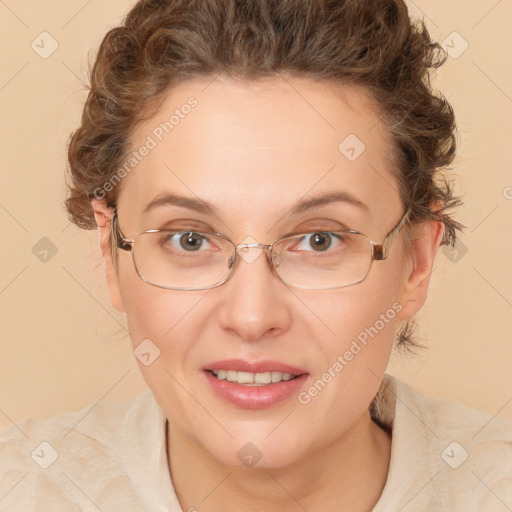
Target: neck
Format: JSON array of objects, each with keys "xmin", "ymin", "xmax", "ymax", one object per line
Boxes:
[{"xmin": 167, "ymin": 411, "xmax": 391, "ymax": 512}]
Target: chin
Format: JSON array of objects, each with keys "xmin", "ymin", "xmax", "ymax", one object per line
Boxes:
[{"xmin": 197, "ymin": 427, "xmax": 309, "ymax": 470}]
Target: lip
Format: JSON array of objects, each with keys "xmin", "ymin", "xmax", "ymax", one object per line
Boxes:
[
  {"xmin": 202, "ymin": 359, "xmax": 309, "ymax": 410},
  {"xmin": 202, "ymin": 359, "xmax": 307, "ymax": 375}
]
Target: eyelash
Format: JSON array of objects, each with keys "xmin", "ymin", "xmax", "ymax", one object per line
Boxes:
[
  {"xmin": 158, "ymin": 218, "xmax": 350, "ymax": 233},
  {"xmin": 158, "ymin": 230, "xmax": 347, "ymax": 256}
]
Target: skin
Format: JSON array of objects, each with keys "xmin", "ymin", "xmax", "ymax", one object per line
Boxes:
[{"xmin": 92, "ymin": 75, "xmax": 444, "ymax": 511}]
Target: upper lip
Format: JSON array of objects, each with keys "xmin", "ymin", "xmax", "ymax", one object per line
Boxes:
[{"xmin": 203, "ymin": 359, "xmax": 308, "ymax": 375}]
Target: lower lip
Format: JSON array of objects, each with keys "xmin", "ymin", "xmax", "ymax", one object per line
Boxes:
[{"xmin": 204, "ymin": 371, "xmax": 308, "ymax": 409}]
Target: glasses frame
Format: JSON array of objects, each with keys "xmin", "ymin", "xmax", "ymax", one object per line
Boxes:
[{"xmin": 110, "ymin": 206, "xmax": 411, "ymax": 291}]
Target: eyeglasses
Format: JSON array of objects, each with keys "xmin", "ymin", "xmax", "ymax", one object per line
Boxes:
[{"xmin": 111, "ymin": 207, "xmax": 411, "ymax": 291}]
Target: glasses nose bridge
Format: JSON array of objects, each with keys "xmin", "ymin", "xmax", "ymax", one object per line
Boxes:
[
  {"xmin": 236, "ymin": 241, "xmax": 272, "ymax": 252},
  {"xmin": 232, "ymin": 241, "xmax": 281, "ymax": 270}
]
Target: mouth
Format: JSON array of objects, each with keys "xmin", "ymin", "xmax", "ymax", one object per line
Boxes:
[
  {"xmin": 202, "ymin": 359, "xmax": 309, "ymax": 409},
  {"xmin": 207, "ymin": 369, "xmax": 301, "ymax": 386}
]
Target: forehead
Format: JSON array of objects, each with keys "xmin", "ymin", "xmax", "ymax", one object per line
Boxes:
[
  {"xmin": 133, "ymin": 75, "xmax": 390, "ymax": 151},
  {"xmin": 120, "ymin": 75, "xmax": 400, "ymax": 229}
]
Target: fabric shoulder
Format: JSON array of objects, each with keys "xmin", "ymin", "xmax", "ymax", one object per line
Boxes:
[
  {"xmin": 394, "ymin": 376, "xmax": 512, "ymax": 509},
  {"xmin": 0, "ymin": 390, "xmax": 157, "ymax": 450},
  {"xmin": 393, "ymin": 377, "xmax": 512, "ymax": 444},
  {"xmin": 0, "ymin": 391, "xmax": 158, "ymax": 511}
]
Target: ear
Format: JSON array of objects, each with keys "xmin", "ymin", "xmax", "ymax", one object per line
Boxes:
[
  {"xmin": 91, "ymin": 199, "xmax": 125, "ymax": 312},
  {"xmin": 396, "ymin": 218, "xmax": 444, "ymax": 322}
]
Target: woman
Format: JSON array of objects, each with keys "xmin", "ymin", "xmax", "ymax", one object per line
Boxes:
[{"xmin": 1, "ymin": 0, "xmax": 511, "ymax": 510}]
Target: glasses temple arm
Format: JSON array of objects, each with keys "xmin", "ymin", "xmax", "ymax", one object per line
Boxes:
[
  {"xmin": 110, "ymin": 212, "xmax": 133, "ymax": 252},
  {"xmin": 372, "ymin": 206, "xmax": 412, "ymax": 260}
]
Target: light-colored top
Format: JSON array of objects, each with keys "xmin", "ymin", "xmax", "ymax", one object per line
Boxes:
[{"xmin": 1, "ymin": 374, "xmax": 511, "ymax": 511}]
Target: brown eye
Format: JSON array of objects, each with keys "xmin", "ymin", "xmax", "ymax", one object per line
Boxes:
[
  {"xmin": 295, "ymin": 232, "xmax": 344, "ymax": 252},
  {"xmin": 160, "ymin": 232, "xmax": 210, "ymax": 252},
  {"xmin": 309, "ymin": 232, "xmax": 332, "ymax": 251},
  {"xmin": 180, "ymin": 232, "xmax": 205, "ymax": 251}
]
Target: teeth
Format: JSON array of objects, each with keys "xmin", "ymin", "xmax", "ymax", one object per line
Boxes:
[
  {"xmin": 237, "ymin": 371, "xmax": 254, "ymax": 384},
  {"xmin": 211, "ymin": 370, "xmax": 298, "ymax": 386},
  {"xmin": 271, "ymin": 371, "xmax": 282, "ymax": 383},
  {"xmin": 254, "ymin": 372, "xmax": 272, "ymax": 384}
]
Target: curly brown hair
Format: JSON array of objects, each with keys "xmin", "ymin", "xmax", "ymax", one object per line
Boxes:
[{"xmin": 65, "ymin": 0, "xmax": 463, "ymax": 350}]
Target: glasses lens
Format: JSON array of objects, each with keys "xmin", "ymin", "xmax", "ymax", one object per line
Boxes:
[
  {"xmin": 132, "ymin": 230, "xmax": 235, "ymax": 290},
  {"xmin": 131, "ymin": 229, "xmax": 372, "ymax": 290},
  {"xmin": 272, "ymin": 231, "xmax": 372, "ymax": 289}
]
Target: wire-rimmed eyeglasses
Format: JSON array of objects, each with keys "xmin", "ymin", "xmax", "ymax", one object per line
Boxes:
[{"xmin": 110, "ymin": 206, "xmax": 411, "ymax": 291}]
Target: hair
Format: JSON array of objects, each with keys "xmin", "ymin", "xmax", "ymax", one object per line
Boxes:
[{"xmin": 65, "ymin": 0, "xmax": 463, "ymax": 351}]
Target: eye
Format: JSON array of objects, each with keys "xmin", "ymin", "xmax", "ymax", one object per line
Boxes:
[
  {"xmin": 294, "ymin": 232, "xmax": 344, "ymax": 252},
  {"xmin": 162, "ymin": 231, "xmax": 214, "ymax": 252}
]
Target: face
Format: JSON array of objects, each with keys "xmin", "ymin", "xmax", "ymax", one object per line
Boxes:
[{"xmin": 97, "ymin": 75, "xmax": 439, "ymax": 468}]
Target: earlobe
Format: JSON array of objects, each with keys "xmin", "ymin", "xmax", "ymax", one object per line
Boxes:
[
  {"xmin": 396, "ymin": 219, "xmax": 444, "ymax": 322},
  {"xmin": 91, "ymin": 199, "xmax": 125, "ymax": 312}
]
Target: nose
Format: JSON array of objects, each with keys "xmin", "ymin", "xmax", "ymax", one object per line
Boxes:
[{"xmin": 216, "ymin": 244, "xmax": 292, "ymax": 342}]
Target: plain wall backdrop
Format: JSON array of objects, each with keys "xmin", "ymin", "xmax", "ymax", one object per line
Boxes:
[{"xmin": 1, "ymin": 0, "xmax": 511, "ymax": 428}]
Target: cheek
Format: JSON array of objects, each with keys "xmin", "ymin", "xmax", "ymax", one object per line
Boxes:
[
  {"xmin": 309, "ymin": 288, "xmax": 399, "ymax": 379},
  {"xmin": 301, "ymin": 261, "xmax": 405, "ymax": 398},
  {"xmin": 314, "ymin": 264, "xmax": 404, "ymax": 353},
  {"xmin": 293, "ymin": 288, "xmax": 399, "ymax": 442},
  {"xmin": 117, "ymin": 269, "xmax": 212, "ymax": 422},
  {"xmin": 116, "ymin": 261, "xmax": 208, "ymax": 359},
  {"xmin": 116, "ymin": 249, "xmax": 177, "ymax": 327}
]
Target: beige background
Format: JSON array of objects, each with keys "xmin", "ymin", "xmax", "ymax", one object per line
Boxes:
[{"xmin": 0, "ymin": 0, "xmax": 511, "ymax": 428}]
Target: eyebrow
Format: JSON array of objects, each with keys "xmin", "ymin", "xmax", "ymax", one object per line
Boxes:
[
  {"xmin": 142, "ymin": 193, "xmax": 214, "ymax": 215},
  {"xmin": 141, "ymin": 190, "xmax": 369, "ymax": 216},
  {"xmin": 289, "ymin": 191, "xmax": 369, "ymax": 215}
]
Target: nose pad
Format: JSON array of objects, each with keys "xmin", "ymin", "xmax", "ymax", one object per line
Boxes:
[
  {"xmin": 237, "ymin": 241, "xmax": 265, "ymax": 265},
  {"xmin": 271, "ymin": 252, "xmax": 280, "ymax": 268},
  {"xmin": 228, "ymin": 253, "xmax": 236, "ymax": 269}
]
